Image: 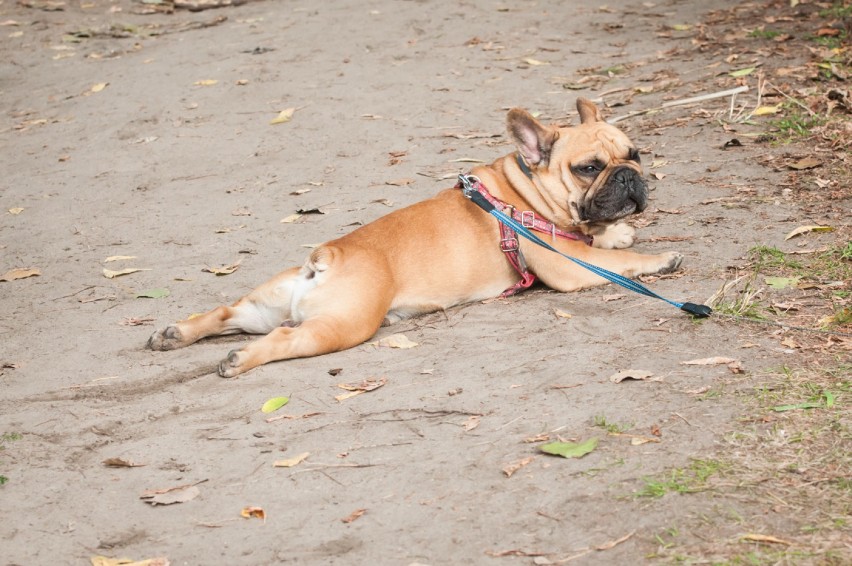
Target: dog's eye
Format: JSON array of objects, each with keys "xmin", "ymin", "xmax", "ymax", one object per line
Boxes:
[{"xmin": 578, "ymin": 164, "xmax": 600, "ymax": 175}]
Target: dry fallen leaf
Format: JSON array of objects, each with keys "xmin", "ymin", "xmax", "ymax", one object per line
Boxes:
[
  {"xmin": 280, "ymin": 213, "xmax": 303, "ymax": 223},
  {"xmin": 102, "ymin": 457, "xmax": 145, "ymax": 468},
  {"xmin": 90, "ymin": 82, "xmax": 108, "ymax": 93},
  {"xmin": 240, "ymin": 506, "xmax": 266, "ymax": 521},
  {"xmin": 273, "ymin": 452, "xmax": 310, "ymax": 468},
  {"xmin": 8, "ymin": 207, "xmax": 24, "ymax": 214},
  {"xmin": 740, "ymin": 533, "xmax": 793, "ymax": 546},
  {"xmin": 522, "ymin": 57, "xmax": 549, "ymax": 66},
  {"xmin": 335, "ymin": 377, "xmax": 387, "ymax": 401},
  {"xmin": 681, "ymin": 357, "xmax": 737, "ymax": 366},
  {"xmin": 0, "ymin": 268, "xmax": 41, "ymax": 282},
  {"xmin": 90, "ymin": 556, "xmax": 170, "ymax": 566},
  {"xmin": 102, "ymin": 267, "xmax": 149, "ymax": 279},
  {"xmin": 784, "ymin": 225, "xmax": 833, "ymax": 240},
  {"xmin": 502, "ymin": 456, "xmax": 535, "ymax": 478},
  {"xmin": 787, "ymin": 157, "xmax": 821, "ymax": 170},
  {"xmin": 385, "ymin": 178, "xmax": 415, "ymax": 186},
  {"xmin": 609, "ymin": 369, "xmax": 655, "ymax": 383},
  {"xmin": 202, "ymin": 260, "xmax": 241, "ymax": 276},
  {"xmin": 193, "ymin": 79, "xmax": 218, "ymax": 86},
  {"xmin": 341, "ymin": 508, "xmax": 366, "ymax": 524},
  {"xmin": 270, "ymin": 107, "xmax": 296, "ymax": 125},
  {"xmin": 104, "ymin": 255, "xmax": 137, "ymax": 263},
  {"xmin": 140, "ymin": 484, "xmax": 200, "ymax": 506},
  {"xmin": 463, "ymin": 415, "xmax": 480, "ymax": 432},
  {"xmin": 553, "ymin": 308, "xmax": 572, "ymax": 319},
  {"xmin": 373, "ymin": 334, "xmax": 419, "ymax": 349}
]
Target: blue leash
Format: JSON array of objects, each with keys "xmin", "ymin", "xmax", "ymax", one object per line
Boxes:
[{"xmin": 458, "ymin": 174, "xmax": 712, "ymax": 318}]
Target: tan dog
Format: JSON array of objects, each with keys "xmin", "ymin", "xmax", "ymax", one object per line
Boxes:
[{"xmin": 149, "ymin": 98, "xmax": 682, "ymax": 377}]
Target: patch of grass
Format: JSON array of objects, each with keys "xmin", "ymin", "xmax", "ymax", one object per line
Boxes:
[
  {"xmin": 593, "ymin": 414, "xmax": 631, "ymax": 434},
  {"xmin": 636, "ymin": 459, "xmax": 728, "ymax": 498},
  {"xmin": 820, "ymin": 2, "xmax": 852, "ymax": 19},
  {"xmin": 0, "ymin": 432, "xmax": 22, "ymax": 486},
  {"xmin": 748, "ymin": 28, "xmax": 782, "ymax": 39},
  {"xmin": 0, "ymin": 432, "xmax": 22, "ymax": 444},
  {"xmin": 749, "ymin": 245, "xmax": 802, "ymax": 271},
  {"xmin": 771, "ymin": 112, "xmax": 826, "ymax": 143}
]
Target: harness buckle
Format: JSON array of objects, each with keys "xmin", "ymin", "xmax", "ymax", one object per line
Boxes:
[
  {"xmin": 520, "ymin": 211, "xmax": 536, "ymax": 228},
  {"xmin": 500, "ymin": 236, "xmax": 519, "ymax": 252}
]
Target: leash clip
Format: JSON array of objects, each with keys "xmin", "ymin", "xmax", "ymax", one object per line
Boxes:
[{"xmin": 457, "ymin": 173, "xmax": 480, "ymax": 198}]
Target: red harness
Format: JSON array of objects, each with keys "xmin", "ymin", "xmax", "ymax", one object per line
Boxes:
[{"xmin": 456, "ymin": 177, "xmax": 593, "ymax": 297}]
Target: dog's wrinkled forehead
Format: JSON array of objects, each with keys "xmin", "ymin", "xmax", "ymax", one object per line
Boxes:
[{"xmin": 555, "ymin": 123, "xmax": 638, "ymax": 166}]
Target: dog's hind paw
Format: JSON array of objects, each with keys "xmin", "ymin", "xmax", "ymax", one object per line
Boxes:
[
  {"xmin": 218, "ymin": 349, "xmax": 248, "ymax": 378},
  {"xmin": 147, "ymin": 325, "xmax": 185, "ymax": 351}
]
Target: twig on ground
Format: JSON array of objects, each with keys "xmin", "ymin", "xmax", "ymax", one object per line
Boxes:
[{"xmin": 609, "ymin": 86, "xmax": 749, "ymax": 124}]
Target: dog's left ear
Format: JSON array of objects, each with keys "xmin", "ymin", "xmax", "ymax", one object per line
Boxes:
[
  {"xmin": 576, "ymin": 97, "xmax": 604, "ymax": 124},
  {"xmin": 506, "ymin": 108, "xmax": 559, "ymax": 166}
]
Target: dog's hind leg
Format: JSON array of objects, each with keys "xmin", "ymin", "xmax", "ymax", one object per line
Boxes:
[
  {"xmin": 217, "ymin": 247, "xmax": 393, "ymax": 377},
  {"xmin": 147, "ymin": 267, "xmax": 302, "ymax": 351}
]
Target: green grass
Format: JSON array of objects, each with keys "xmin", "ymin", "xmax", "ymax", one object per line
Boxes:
[
  {"xmin": 0, "ymin": 432, "xmax": 21, "ymax": 485},
  {"xmin": 748, "ymin": 29, "xmax": 782, "ymax": 39},
  {"xmin": 636, "ymin": 459, "xmax": 728, "ymax": 498},
  {"xmin": 593, "ymin": 414, "xmax": 632, "ymax": 434},
  {"xmin": 771, "ymin": 112, "xmax": 826, "ymax": 143}
]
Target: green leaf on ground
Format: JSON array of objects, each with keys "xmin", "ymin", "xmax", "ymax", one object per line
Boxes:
[
  {"xmin": 765, "ymin": 276, "xmax": 800, "ymax": 289},
  {"xmin": 772, "ymin": 401, "xmax": 823, "ymax": 412},
  {"xmin": 261, "ymin": 396, "xmax": 290, "ymax": 413},
  {"xmin": 539, "ymin": 437, "xmax": 598, "ymax": 458}
]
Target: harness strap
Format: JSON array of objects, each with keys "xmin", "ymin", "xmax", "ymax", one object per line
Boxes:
[
  {"xmin": 454, "ymin": 176, "xmax": 592, "ymax": 297},
  {"xmin": 498, "ymin": 205, "xmax": 537, "ymax": 297}
]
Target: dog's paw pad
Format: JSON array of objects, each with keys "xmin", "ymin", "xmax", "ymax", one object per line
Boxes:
[
  {"xmin": 148, "ymin": 325, "xmax": 183, "ymax": 350},
  {"xmin": 218, "ymin": 349, "xmax": 245, "ymax": 378},
  {"xmin": 659, "ymin": 252, "xmax": 684, "ymax": 274}
]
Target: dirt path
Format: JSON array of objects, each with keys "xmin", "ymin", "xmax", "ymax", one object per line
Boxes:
[{"xmin": 1, "ymin": 1, "xmax": 849, "ymax": 564}]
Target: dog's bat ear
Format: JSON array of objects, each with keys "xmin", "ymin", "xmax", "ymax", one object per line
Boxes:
[
  {"xmin": 506, "ymin": 108, "xmax": 558, "ymax": 166},
  {"xmin": 576, "ymin": 97, "xmax": 603, "ymax": 124}
]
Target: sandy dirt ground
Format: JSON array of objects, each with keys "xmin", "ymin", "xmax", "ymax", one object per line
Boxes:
[{"xmin": 1, "ymin": 0, "xmax": 849, "ymax": 564}]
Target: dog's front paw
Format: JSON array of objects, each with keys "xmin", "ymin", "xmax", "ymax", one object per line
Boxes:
[
  {"xmin": 218, "ymin": 349, "xmax": 249, "ymax": 378},
  {"xmin": 657, "ymin": 251, "xmax": 683, "ymax": 274},
  {"xmin": 594, "ymin": 222, "xmax": 635, "ymax": 249},
  {"xmin": 148, "ymin": 325, "xmax": 186, "ymax": 351}
]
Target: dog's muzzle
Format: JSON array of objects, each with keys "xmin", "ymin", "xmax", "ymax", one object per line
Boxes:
[{"xmin": 581, "ymin": 166, "xmax": 648, "ymax": 222}]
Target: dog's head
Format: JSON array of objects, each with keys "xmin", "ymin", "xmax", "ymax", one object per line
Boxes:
[{"xmin": 506, "ymin": 98, "xmax": 647, "ymax": 229}]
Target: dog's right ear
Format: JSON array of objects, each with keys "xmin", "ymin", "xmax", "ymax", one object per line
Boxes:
[{"xmin": 506, "ymin": 108, "xmax": 558, "ymax": 166}]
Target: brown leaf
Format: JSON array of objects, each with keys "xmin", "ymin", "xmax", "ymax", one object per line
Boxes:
[
  {"xmin": 202, "ymin": 260, "xmax": 241, "ymax": 276},
  {"xmin": 650, "ymin": 424, "xmax": 662, "ymax": 437},
  {"xmin": 273, "ymin": 452, "xmax": 310, "ymax": 468},
  {"xmin": 240, "ymin": 506, "xmax": 266, "ymax": 521},
  {"xmin": 341, "ymin": 508, "xmax": 366, "ymax": 523},
  {"xmin": 609, "ymin": 369, "xmax": 655, "ymax": 383},
  {"xmin": 463, "ymin": 415, "xmax": 480, "ymax": 431},
  {"xmin": 103, "ymin": 457, "xmax": 145, "ymax": 468},
  {"xmin": 502, "ymin": 456, "xmax": 535, "ymax": 478},
  {"xmin": 787, "ymin": 157, "xmax": 821, "ymax": 170},
  {"xmin": 0, "ymin": 268, "xmax": 41, "ymax": 282},
  {"xmin": 103, "ymin": 267, "xmax": 149, "ymax": 279},
  {"xmin": 385, "ymin": 178, "xmax": 414, "ymax": 186},
  {"xmin": 335, "ymin": 377, "xmax": 387, "ymax": 401},
  {"xmin": 140, "ymin": 484, "xmax": 200, "ymax": 506},
  {"xmin": 681, "ymin": 356, "xmax": 737, "ymax": 366},
  {"xmin": 740, "ymin": 533, "xmax": 793, "ymax": 545},
  {"xmin": 373, "ymin": 334, "xmax": 419, "ymax": 348}
]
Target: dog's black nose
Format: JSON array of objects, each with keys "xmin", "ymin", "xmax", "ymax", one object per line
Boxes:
[{"xmin": 613, "ymin": 167, "xmax": 647, "ymax": 212}]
